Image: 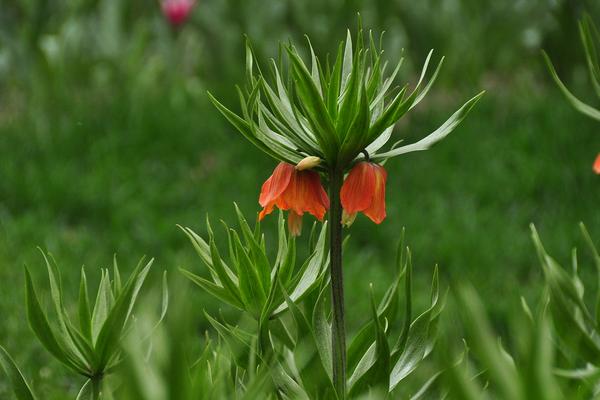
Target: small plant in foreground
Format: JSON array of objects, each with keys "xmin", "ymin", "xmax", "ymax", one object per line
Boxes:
[{"xmin": 0, "ymin": 253, "xmax": 166, "ymax": 400}]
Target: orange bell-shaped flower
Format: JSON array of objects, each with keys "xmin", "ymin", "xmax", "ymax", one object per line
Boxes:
[
  {"xmin": 340, "ymin": 162, "xmax": 387, "ymax": 225},
  {"xmin": 594, "ymin": 154, "xmax": 600, "ymax": 174},
  {"xmin": 259, "ymin": 162, "xmax": 329, "ymax": 235}
]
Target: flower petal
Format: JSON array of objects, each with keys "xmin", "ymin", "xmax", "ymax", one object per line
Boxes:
[
  {"xmin": 362, "ymin": 164, "xmax": 387, "ymax": 224},
  {"xmin": 340, "ymin": 162, "xmax": 377, "ymax": 213},
  {"xmin": 594, "ymin": 154, "xmax": 600, "ymax": 174},
  {"xmin": 259, "ymin": 163, "xmax": 294, "ymax": 220},
  {"xmin": 281, "ymin": 170, "xmax": 329, "ymax": 221}
]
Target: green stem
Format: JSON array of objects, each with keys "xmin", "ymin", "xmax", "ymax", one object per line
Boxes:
[
  {"xmin": 91, "ymin": 375, "xmax": 102, "ymax": 400},
  {"xmin": 329, "ymin": 168, "xmax": 346, "ymax": 398}
]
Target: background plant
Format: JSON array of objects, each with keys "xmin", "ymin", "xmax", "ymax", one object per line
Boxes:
[{"xmin": 437, "ymin": 225, "xmax": 600, "ymax": 399}]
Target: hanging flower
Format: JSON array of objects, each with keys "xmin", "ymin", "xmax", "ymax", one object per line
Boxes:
[
  {"xmin": 259, "ymin": 162, "xmax": 329, "ymax": 235},
  {"xmin": 340, "ymin": 162, "xmax": 387, "ymax": 226},
  {"xmin": 161, "ymin": 0, "xmax": 195, "ymax": 26},
  {"xmin": 594, "ymin": 154, "xmax": 600, "ymax": 174}
]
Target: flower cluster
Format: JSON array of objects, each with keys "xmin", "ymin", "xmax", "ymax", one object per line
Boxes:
[{"xmin": 259, "ymin": 158, "xmax": 388, "ymax": 235}]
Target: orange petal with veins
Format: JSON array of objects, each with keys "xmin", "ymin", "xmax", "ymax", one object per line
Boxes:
[{"xmin": 341, "ymin": 162, "xmax": 387, "ymax": 224}]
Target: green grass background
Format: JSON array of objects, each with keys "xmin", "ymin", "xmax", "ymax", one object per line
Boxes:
[{"xmin": 1, "ymin": 0, "xmax": 600, "ymax": 397}]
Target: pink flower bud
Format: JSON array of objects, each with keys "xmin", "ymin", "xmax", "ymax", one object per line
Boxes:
[{"xmin": 162, "ymin": 0, "xmax": 195, "ymax": 26}]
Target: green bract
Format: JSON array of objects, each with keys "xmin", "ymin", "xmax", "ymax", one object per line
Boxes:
[{"xmin": 209, "ymin": 27, "xmax": 484, "ymax": 169}]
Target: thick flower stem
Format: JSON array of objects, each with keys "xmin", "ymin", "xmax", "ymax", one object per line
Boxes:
[
  {"xmin": 91, "ymin": 375, "xmax": 102, "ymax": 400},
  {"xmin": 329, "ymin": 167, "xmax": 346, "ymax": 398}
]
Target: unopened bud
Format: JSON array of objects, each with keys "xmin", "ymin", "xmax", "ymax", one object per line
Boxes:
[{"xmin": 295, "ymin": 156, "xmax": 321, "ymax": 171}]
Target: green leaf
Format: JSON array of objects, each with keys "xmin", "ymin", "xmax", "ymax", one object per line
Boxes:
[
  {"xmin": 92, "ymin": 270, "xmax": 111, "ymax": 342},
  {"xmin": 454, "ymin": 285, "xmax": 521, "ymax": 400},
  {"xmin": 579, "ymin": 15, "xmax": 600, "ymax": 99},
  {"xmin": 542, "ymin": 51, "xmax": 600, "ymax": 121},
  {"xmin": 374, "ymin": 91, "xmax": 485, "ymax": 161},
  {"xmin": 341, "ymin": 30, "xmax": 354, "ymax": 92},
  {"xmin": 205, "ymin": 218, "xmax": 242, "ymax": 303},
  {"xmin": 280, "ymin": 284, "xmax": 336, "ymax": 398},
  {"xmin": 78, "ymin": 267, "xmax": 92, "ymax": 341},
  {"xmin": 39, "ymin": 251, "xmax": 86, "ymax": 363},
  {"xmin": 337, "ymin": 49, "xmax": 365, "ymax": 143},
  {"xmin": 326, "ymin": 43, "xmax": 344, "ymax": 119},
  {"xmin": 311, "ymin": 286, "xmax": 333, "ymax": 381},
  {"xmin": 94, "ymin": 259, "xmax": 152, "ymax": 369},
  {"xmin": 180, "ymin": 268, "xmax": 244, "ymax": 310},
  {"xmin": 232, "ymin": 230, "xmax": 267, "ymax": 314},
  {"xmin": 348, "ymin": 285, "xmax": 391, "ymax": 396},
  {"xmin": 208, "ymin": 92, "xmax": 290, "ymax": 162},
  {"xmin": 389, "ymin": 264, "xmax": 440, "ymax": 391},
  {"xmin": 273, "ymin": 222, "xmax": 328, "ymax": 315},
  {"xmin": 234, "ymin": 204, "xmax": 271, "ymax": 294},
  {"xmin": 0, "ymin": 345, "xmax": 37, "ymax": 400},
  {"xmin": 112, "ymin": 255, "xmax": 122, "ymax": 294},
  {"xmin": 287, "ymin": 46, "xmax": 338, "ymax": 158},
  {"xmin": 24, "ymin": 268, "xmax": 86, "ymax": 374}
]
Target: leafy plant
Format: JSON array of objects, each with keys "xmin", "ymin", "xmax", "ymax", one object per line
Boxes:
[
  {"xmin": 179, "ymin": 205, "xmax": 329, "ymax": 324},
  {"xmin": 181, "ymin": 212, "xmax": 445, "ymax": 399},
  {"xmin": 531, "ymin": 223, "xmax": 600, "ymax": 394},
  {"xmin": 440, "ymin": 224, "xmax": 600, "ymax": 399},
  {"xmin": 441, "ymin": 285, "xmax": 562, "ymax": 400},
  {"xmin": 210, "ymin": 22, "xmax": 481, "ymax": 398},
  {"xmin": 8, "ymin": 252, "xmax": 167, "ymax": 399}
]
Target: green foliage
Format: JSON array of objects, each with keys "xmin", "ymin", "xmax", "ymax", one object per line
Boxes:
[
  {"xmin": 210, "ymin": 25, "xmax": 483, "ymax": 169},
  {"xmin": 440, "ymin": 225, "xmax": 600, "ymax": 399},
  {"xmin": 532, "ymin": 224, "xmax": 600, "ymax": 379},
  {"xmin": 442, "ymin": 285, "xmax": 562, "ymax": 400},
  {"xmin": 180, "ymin": 206, "xmax": 329, "ymax": 323},
  {"xmin": 181, "ymin": 223, "xmax": 444, "ymax": 398}
]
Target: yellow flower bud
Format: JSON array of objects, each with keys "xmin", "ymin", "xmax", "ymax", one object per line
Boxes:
[{"xmin": 295, "ymin": 156, "xmax": 321, "ymax": 171}]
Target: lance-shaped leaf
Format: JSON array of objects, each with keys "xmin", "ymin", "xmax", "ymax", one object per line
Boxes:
[
  {"xmin": 0, "ymin": 345, "xmax": 37, "ymax": 400},
  {"xmin": 372, "ymin": 91, "xmax": 485, "ymax": 161},
  {"xmin": 542, "ymin": 51, "xmax": 600, "ymax": 121}
]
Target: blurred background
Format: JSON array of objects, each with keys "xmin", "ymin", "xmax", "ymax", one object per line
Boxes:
[{"xmin": 1, "ymin": 0, "xmax": 600, "ymax": 397}]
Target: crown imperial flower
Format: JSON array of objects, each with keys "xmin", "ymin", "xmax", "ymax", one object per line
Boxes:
[
  {"xmin": 259, "ymin": 162, "xmax": 329, "ymax": 235},
  {"xmin": 161, "ymin": 0, "xmax": 195, "ymax": 26},
  {"xmin": 341, "ymin": 162, "xmax": 387, "ymax": 225}
]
